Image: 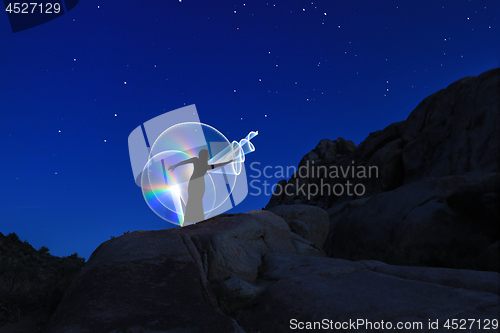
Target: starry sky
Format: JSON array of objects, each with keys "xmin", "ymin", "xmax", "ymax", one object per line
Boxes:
[{"xmin": 1, "ymin": 0, "xmax": 498, "ymax": 260}]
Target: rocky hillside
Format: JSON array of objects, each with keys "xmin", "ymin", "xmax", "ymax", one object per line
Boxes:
[
  {"xmin": 267, "ymin": 68, "xmax": 499, "ymax": 271},
  {"xmin": 0, "ymin": 232, "xmax": 85, "ymax": 331}
]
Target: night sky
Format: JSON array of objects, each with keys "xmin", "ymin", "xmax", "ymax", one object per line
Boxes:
[{"xmin": 1, "ymin": 0, "xmax": 498, "ymax": 260}]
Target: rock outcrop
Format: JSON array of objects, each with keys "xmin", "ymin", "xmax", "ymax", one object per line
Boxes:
[
  {"xmin": 46, "ymin": 210, "xmax": 327, "ymax": 333},
  {"xmin": 266, "ymin": 68, "xmax": 499, "ymax": 271},
  {"xmin": 46, "ymin": 208, "xmax": 498, "ymax": 333},
  {"xmin": 267, "ymin": 204, "xmax": 329, "ymax": 249},
  {"xmin": 46, "ymin": 226, "xmax": 244, "ymax": 333}
]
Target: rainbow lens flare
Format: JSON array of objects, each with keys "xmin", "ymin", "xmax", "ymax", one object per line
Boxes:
[{"xmin": 141, "ymin": 150, "xmax": 216, "ymax": 226}]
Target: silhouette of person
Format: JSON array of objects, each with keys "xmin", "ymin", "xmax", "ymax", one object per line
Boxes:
[{"xmin": 168, "ymin": 149, "xmax": 234, "ymax": 224}]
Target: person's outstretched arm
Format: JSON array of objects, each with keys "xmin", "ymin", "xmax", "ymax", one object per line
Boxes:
[
  {"xmin": 210, "ymin": 160, "xmax": 234, "ymax": 169},
  {"xmin": 168, "ymin": 158, "xmax": 195, "ymax": 171}
]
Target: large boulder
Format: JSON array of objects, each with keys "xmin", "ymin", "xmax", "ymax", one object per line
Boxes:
[
  {"xmin": 266, "ymin": 205, "xmax": 329, "ymax": 249},
  {"xmin": 46, "ymin": 229, "xmax": 244, "ymax": 333},
  {"xmin": 46, "ymin": 211, "xmax": 323, "ymax": 332},
  {"xmin": 325, "ymin": 173, "xmax": 499, "ymax": 271},
  {"xmin": 170, "ymin": 210, "xmax": 324, "ymax": 284},
  {"xmin": 266, "ymin": 68, "xmax": 500, "ymax": 271},
  {"xmin": 401, "ymin": 69, "xmax": 499, "ymax": 182}
]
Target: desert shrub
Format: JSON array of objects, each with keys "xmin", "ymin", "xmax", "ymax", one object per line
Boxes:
[{"xmin": 38, "ymin": 246, "xmax": 50, "ymax": 254}]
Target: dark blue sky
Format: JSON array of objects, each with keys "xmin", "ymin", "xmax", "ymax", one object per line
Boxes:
[{"xmin": 1, "ymin": 0, "xmax": 498, "ymax": 260}]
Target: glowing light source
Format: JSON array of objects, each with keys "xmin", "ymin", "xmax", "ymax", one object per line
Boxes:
[{"xmin": 141, "ymin": 122, "xmax": 258, "ymax": 226}]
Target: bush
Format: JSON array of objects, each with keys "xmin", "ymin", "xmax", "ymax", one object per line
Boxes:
[{"xmin": 38, "ymin": 246, "xmax": 50, "ymax": 254}]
